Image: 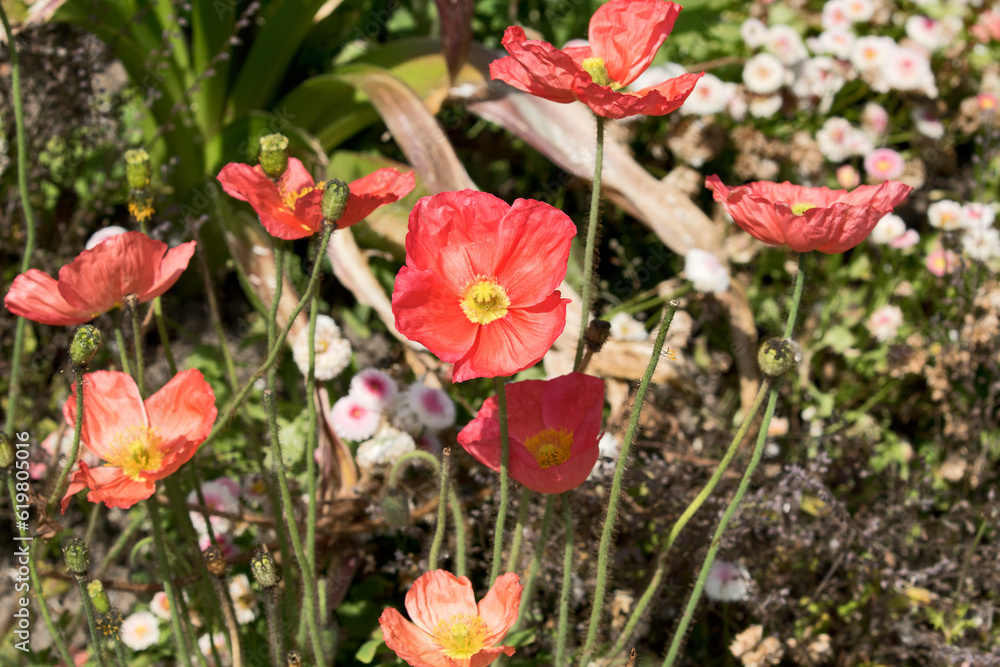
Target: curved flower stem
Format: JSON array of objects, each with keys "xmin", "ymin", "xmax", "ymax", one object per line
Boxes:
[
  {"xmin": 113, "ymin": 322, "xmax": 132, "ymax": 378},
  {"xmin": 555, "ymin": 493, "xmax": 574, "ymax": 666},
  {"xmin": 5, "ymin": 476, "xmax": 74, "ymax": 665},
  {"xmin": 574, "ymin": 116, "xmax": 606, "ymax": 370},
  {"xmin": 263, "ymin": 388, "xmax": 326, "ymax": 667},
  {"xmin": 490, "ymin": 377, "xmax": 511, "ymax": 586},
  {"xmin": 304, "ymin": 233, "xmax": 325, "ymax": 610},
  {"xmin": 506, "ymin": 487, "xmax": 532, "ymax": 573},
  {"xmin": 388, "ymin": 450, "xmax": 441, "ymax": 485},
  {"xmin": 659, "ymin": 386, "xmax": 780, "ymax": 667},
  {"xmin": 47, "ymin": 365, "xmax": 86, "ymax": 514},
  {"xmin": 114, "ymin": 640, "xmax": 128, "ymax": 666},
  {"xmin": 448, "ymin": 490, "xmax": 468, "ymax": 577},
  {"xmin": 0, "ymin": 3, "xmax": 36, "ymax": 439},
  {"xmin": 146, "ymin": 497, "xmax": 194, "ymax": 667},
  {"xmin": 508, "ymin": 494, "xmax": 555, "ymax": 635},
  {"xmin": 784, "ymin": 254, "xmax": 804, "ymax": 339},
  {"xmin": 578, "ymin": 300, "xmax": 678, "ymax": 666},
  {"xmin": 428, "ymin": 447, "xmax": 452, "ymax": 570},
  {"xmin": 611, "ymin": 380, "xmax": 772, "ymax": 656},
  {"xmin": 129, "ymin": 299, "xmax": 147, "ymax": 398},
  {"xmin": 76, "ymin": 575, "xmax": 109, "ymax": 667},
  {"xmin": 262, "ymin": 583, "xmax": 284, "ymax": 667}
]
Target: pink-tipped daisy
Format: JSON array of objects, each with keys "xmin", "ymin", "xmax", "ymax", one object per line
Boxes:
[
  {"xmin": 704, "ymin": 560, "xmax": 752, "ymax": 602},
  {"xmin": 330, "ymin": 395, "xmax": 381, "ymax": 441},
  {"xmin": 187, "ymin": 477, "xmax": 240, "ymax": 538},
  {"xmin": 348, "ymin": 368, "xmax": 398, "ymax": 411},
  {"xmin": 836, "ymin": 165, "xmax": 860, "ymax": 189},
  {"xmin": 150, "ymin": 592, "xmax": 172, "ymax": 621},
  {"xmin": 925, "ymin": 245, "xmax": 958, "ymax": 277},
  {"xmin": 406, "ymin": 383, "xmax": 457, "ymax": 432},
  {"xmin": 864, "ymin": 148, "xmax": 905, "ymax": 181},
  {"xmin": 867, "ymin": 304, "xmax": 903, "ymax": 342}
]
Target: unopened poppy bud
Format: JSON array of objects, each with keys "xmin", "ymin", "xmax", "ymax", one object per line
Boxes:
[
  {"xmin": 757, "ymin": 337, "xmax": 800, "ymax": 377},
  {"xmin": 0, "ymin": 434, "xmax": 13, "ymax": 469},
  {"xmin": 128, "ymin": 188, "xmax": 155, "ymax": 223},
  {"xmin": 124, "ymin": 148, "xmax": 151, "ymax": 189},
  {"xmin": 88, "ymin": 580, "xmax": 111, "ymax": 614},
  {"xmin": 258, "ymin": 133, "xmax": 290, "ymax": 180},
  {"xmin": 62, "ymin": 537, "xmax": 91, "ymax": 576},
  {"xmin": 382, "ymin": 487, "xmax": 411, "ymax": 529},
  {"xmin": 584, "ymin": 319, "xmax": 612, "ymax": 354},
  {"xmin": 71, "ymin": 324, "xmax": 103, "ymax": 368},
  {"xmin": 97, "ymin": 607, "xmax": 123, "ymax": 640},
  {"xmin": 203, "ymin": 545, "xmax": 227, "ymax": 577},
  {"xmin": 250, "ymin": 549, "xmax": 281, "ymax": 589},
  {"xmin": 321, "ymin": 179, "xmax": 351, "ymax": 224},
  {"xmin": 581, "ymin": 57, "xmax": 613, "ymax": 87},
  {"xmin": 286, "ymin": 650, "xmax": 303, "ymax": 667}
]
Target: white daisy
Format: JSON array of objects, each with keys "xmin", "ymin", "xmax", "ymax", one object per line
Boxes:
[
  {"xmin": 86, "ymin": 226, "xmax": 129, "ymax": 250},
  {"xmin": 748, "ymin": 94, "xmax": 783, "ymax": 118},
  {"xmin": 850, "ymin": 35, "xmax": 896, "ymax": 73},
  {"xmin": 881, "ymin": 47, "xmax": 936, "ymax": 96},
  {"xmin": 704, "ymin": 561, "xmax": 752, "ymax": 602},
  {"xmin": 228, "ymin": 574, "xmax": 258, "ymax": 625},
  {"xmin": 867, "ymin": 305, "xmax": 903, "ymax": 342},
  {"xmin": 608, "ymin": 312, "xmax": 648, "ymax": 342},
  {"xmin": 290, "ymin": 315, "xmax": 352, "ymax": 381},
  {"xmin": 742, "ymin": 53, "xmax": 786, "ymax": 94},
  {"xmin": 680, "ymin": 73, "xmax": 735, "ymax": 116},
  {"xmin": 121, "ymin": 611, "xmax": 160, "ymax": 651},
  {"xmin": 960, "ymin": 202, "xmax": 996, "ymax": 231},
  {"xmin": 807, "ymin": 28, "xmax": 855, "ymax": 60},
  {"xmin": 869, "ymin": 213, "xmax": 907, "ymax": 245},
  {"xmin": 764, "ymin": 24, "xmax": 808, "ymax": 65},
  {"xmin": 356, "ymin": 426, "xmax": 416, "ymax": 470},
  {"xmin": 740, "ymin": 18, "xmax": 768, "ymax": 49},
  {"xmin": 684, "ymin": 249, "xmax": 730, "ymax": 294},
  {"xmin": 927, "ymin": 200, "xmax": 964, "ymax": 230},
  {"xmin": 963, "ymin": 227, "xmax": 1000, "ymax": 261},
  {"xmin": 821, "ymin": 0, "xmax": 852, "ymax": 30}
]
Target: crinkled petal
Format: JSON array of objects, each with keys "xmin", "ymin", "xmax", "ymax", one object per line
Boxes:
[
  {"xmin": 337, "ymin": 169, "xmax": 416, "ymax": 229},
  {"xmin": 470, "ymin": 646, "xmax": 516, "ymax": 667},
  {"xmin": 477, "ymin": 573, "xmax": 522, "ymax": 644},
  {"xmin": 217, "ymin": 162, "xmax": 320, "ymax": 240},
  {"xmin": 56, "ymin": 232, "xmax": 161, "ymax": 313},
  {"xmin": 490, "ymin": 26, "xmax": 583, "ymax": 103},
  {"xmin": 61, "ymin": 460, "xmax": 155, "ymax": 512},
  {"xmin": 64, "ymin": 371, "xmax": 147, "ymax": 461},
  {"xmin": 589, "ymin": 0, "xmax": 681, "ymax": 85},
  {"xmin": 509, "ymin": 437, "xmax": 599, "ymax": 494},
  {"xmin": 144, "ymin": 369, "xmax": 217, "ymax": 478},
  {"xmin": 571, "ymin": 71, "xmax": 702, "ymax": 119},
  {"xmin": 379, "ymin": 608, "xmax": 446, "ymax": 667},
  {"xmin": 138, "ymin": 241, "xmax": 196, "ymax": 302},
  {"xmin": 4, "ymin": 269, "xmax": 95, "ymax": 325},
  {"xmin": 393, "ymin": 267, "xmax": 479, "ymax": 362},
  {"xmin": 813, "ymin": 204, "xmax": 886, "ymax": 253},
  {"xmin": 279, "ymin": 157, "xmax": 318, "ymax": 196},
  {"xmin": 491, "ymin": 198, "xmax": 575, "ymax": 306},
  {"xmin": 405, "ymin": 570, "xmax": 479, "ymax": 636}
]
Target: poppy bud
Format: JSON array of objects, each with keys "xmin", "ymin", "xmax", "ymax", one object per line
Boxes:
[
  {"xmin": 321, "ymin": 179, "xmax": 351, "ymax": 224},
  {"xmin": 286, "ymin": 650, "xmax": 303, "ymax": 667},
  {"xmin": 584, "ymin": 319, "xmax": 612, "ymax": 354},
  {"xmin": 0, "ymin": 434, "xmax": 13, "ymax": 470},
  {"xmin": 258, "ymin": 133, "xmax": 290, "ymax": 180},
  {"xmin": 124, "ymin": 149, "xmax": 151, "ymax": 190},
  {"xmin": 70, "ymin": 324, "xmax": 103, "ymax": 368},
  {"xmin": 250, "ymin": 549, "xmax": 281, "ymax": 589},
  {"xmin": 382, "ymin": 487, "xmax": 411, "ymax": 529},
  {"xmin": 88, "ymin": 580, "xmax": 111, "ymax": 614},
  {"xmin": 757, "ymin": 337, "xmax": 800, "ymax": 377},
  {"xmin": 581, "ymin": 57, "xmax": 613, "ymax": 87},
  {"xmin": 62, "ymin": 537, "xmax": 91, "ymax": 576},
  {"xmin": 203, "ymin": 545, "xmax": 227, "ymax": 578}
]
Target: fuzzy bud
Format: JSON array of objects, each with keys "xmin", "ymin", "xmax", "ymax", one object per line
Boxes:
[
  {"xmin": 250, "ymin": 549, "xmax": 281, "ymax": 589},
  {"xmin": 62, "ymin": 537, "xmax": 91, "ymax": 576},
  {"xmin": 88, "ymin": 580, "xmax": 111, "ymax": 614},
  {"xmin": 71, "ymin": 325, "xmax": 103, "ymax": 368},
  {"xmin": 97, "ymin": 608, "xmax": 123, "ymax": 640},
  {"xmin": 321, "ymin": 179, "xmax": 351, "ymax": 224},
  {"xmin": 0, "ymin": 434, "xmax": 13, "ymax": 470},
  {"xmin": 381, "ymin": 487, "xmax": 411, "ymax": 529},
  {"xmin": 124, "ymin": 148, "xmax": 151, "ymax": 190},
  {"xmin": 203, "ymin": 545, "xmax": 227, "ymax": 578},
  {"xmin": 584, "ymin": 319, "xmax": 612, "ymax": 354},
  {"xmin": 757, "ymin": 337, "xmax": 799, "ymax": 377},
  {"xmin": 258, "ymin": 133, "xmax": 290, "ymax": 180},
  {"xmin": 286, "ymin": 650, "xmax": 303, "ymax": 667}
]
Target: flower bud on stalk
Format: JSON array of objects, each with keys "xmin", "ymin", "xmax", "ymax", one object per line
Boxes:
[
  {"xmin": 203, "ymin": 545, "xmax": 227, "ymax": 578},
  {"xmin": 96, "ymin": 607, "xmax": 123, "ymax": 640},
  {"xmin": 321, "ymin": 179, "xmax": 351, "ymax": 224},
  {"xmin": 584, "ymin": 319, "xmax": 612, "ymax": 354},
  {"xmin": 71, "ymin": 324, "xmax": 103, "ymax": 368},
  {"xmin": 757, "ymin": 337, "xmax": 800, "ymax": 377},
  {"xmin": 382, "ymin": 487, "xmax": 411, "ymax": 529},
  {"xmin": 250, "ymin": 548, "xmax": 281, "ymax": 589},
  {"xmin": 62, "ymin": 537, "xmax": 91, "ymax": 577},
  {"xmin": 258, "ymin": 133, "xmax": 290, "ymax": 180},
  {"xmin": 124, "ymin": 149, "xmax": 151, "ymax": 190},
  {"xmin": 286, "ymin": 650, "xmax": 303, "ymax": 667},
  {"xmin": 88, "ymin": 580, "xmax": 111, "ymax": 614}
]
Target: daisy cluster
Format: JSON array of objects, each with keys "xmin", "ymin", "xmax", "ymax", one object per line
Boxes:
[{"xmin": 329, "ymin": 368, "xmax": 457, "ymax": 471}]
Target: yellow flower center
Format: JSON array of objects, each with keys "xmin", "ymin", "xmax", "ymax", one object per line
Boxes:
[
  {"xmin": 460, "ymin": 276, "xmax": 510, "ymax": 325},
  {"xmin": 281, "ymin": 183, "xmax": 322, "ymax": 212},
  {"xmin": 128, "ymin": 200, "xmax": 155, "ymax": 222},
  {"xmin": 104, "ymin": 425, "xmax": 166, "ymax": 482},
  {"xmin": 791, "ymin": 202, "xmax": 817, "ymax": 215},
  {"xmin": 581, "ymin": 57, "xmax": 622, "ymax": 89},
  {"xmin": 523, "ymin": 427, "xmax": 574, "ymax": 468},
  {"xmin": 432, "ymin": 614, "xmax": 490, "ymax": 660}
]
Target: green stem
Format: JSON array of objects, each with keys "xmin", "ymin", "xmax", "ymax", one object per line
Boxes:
[
  {"xmin": 267, "ymin": 239, "xmax": 285, "ymax": 387},
  {"xmin": 448, "ymin": 490, "xmax": 468, "ymax": 578},
  {"xmin": 305, "ymin": 247, "xmax": 321, "ymax": 593},
  {"xmin": 508, "ymin": 494, "xmax": 555, "ymax": 635},
  {"xmin": 5, "ymin": 476, "xmax": 74, "ymax": 665},
  {"xmin": 611, "ymin": 380, "xmax": 772, "ymax": 656},
  {"xmin": 152, "ymin": 297, "xmax": 178, "ymax": 376},
  {"xmin": 490, "ymin": 377, "xmax": 511, "ymax": 586},
  {"xmin": 950, "ymin": 516, "xmax": 989, "ymax": 627},
  {"xmin": 213, "ymin": 574, "xmax": 244, "ymax": 667},
  {"xmin": 262, "ymin": 585, "xmax": 284, "ymax": 667},
  {"xmin": 0, "ymin": 2, "xmax": 36, "ymax": 438},
  {"xmin": 506, "ymin": 487, "xmax": 532, "ymax": 573},
  {"xmin": 555, "ymin": 493, "xmax": 574, "ymax": 667},
  {"xmin": 114, "ymin": 639, "xmax": 128, "ymax": 666},
  {"xmin": 388, "ymin": 450, "xmax": 441, "ymax": 486},
  {"xmin": 578, "ymin": 300, "xmax": 679, "ymax": 666},
  {"xmin": 77, "ymin": 576, "xmax": 109, "ymax": 667},
  {"xmin": 264, "ymin": 389, "xmax": 326, "ymax": 666},
  {"xmin": 129, "ymin": 299, "xmax": 147, "ymax": 397},
  {"xmin": 97, "ymin": 512, "xmax": 144, "ymax": 576},
  {"xmin": 191, "ymin": 220, "xmax": 237, "ymax": 392},
  {"xmin": 47, "ymin": 365, "xmax": 85, "ymax": 514},
  {"xmin": 574, "ymin": 115, "xmax": 605, "ymax": 370},
  {"xmin": 146, "ymin": 498, "xmax": 194, "ymax": 667},
  {"xmin": 113, "ymin": 322, "xmax": 132, "ymax": 377},
  {"xmin": 659, "ymin": 386, "xmax": 780, "ymax": 667},
  {"xmin": 784, "ymin": 254, "xmax": 804, "ymax": 339},
  {"xmin": 428, "ymin": 447, "xmax": 452, "ymax": 570}
]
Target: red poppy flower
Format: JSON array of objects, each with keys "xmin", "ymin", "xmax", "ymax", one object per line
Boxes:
[
  {"xmin": 705, "ymin": 175, "xmax": 914, "ymax": 254},
  {"xmin": 379, "ymin": 570, "xmax": 521, "ymax": 667},
  {"xmin": 60, "ymin": 370, "xmax": 217, "ymax": 512},
  {"xmin": 391, "ymin": 190, "xmax": 575, "ymax": 383},
  {"xmin": 458, "ymin": 373, "xmax": 605, "ymax": 494},
  {"xmin": 4, "ymin": 231, "xmax": 195, "ymax": 326},
  {"xmin": 489, "ymin": 0, "xmax": 703, "ymax": 119},
  {"xmin": 216, "ymin": 158, "xmax": 415, "ymax": 240}
]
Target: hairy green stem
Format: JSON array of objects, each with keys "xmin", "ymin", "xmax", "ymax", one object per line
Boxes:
[
  {"xmin": 611, "ymin": 380, "xmax": 772, "ymax": 656},
  {"xmin": 146, "ymin": 498, "xmax": 194, "ymax": 667},
  {"xmin": 0, "ymin": 2, "xmax": 36, "ymax": 438},
  {"xmin": 428, "ymin": 448, "xmax": 452, "ymax": 570},
  {"xmin": 574, "ymin": 116, "xmax": 606, "ymax": 370},
  {"xmin": 448, "ymin": 490, "xmax": 468, "ymax": 577},
  {"xmin": 578, "ymin": 300, "xmax": 679, "ymax": 666},
  {"xmin": 47, "ymin": 365, "xmax": 86, "ymax": 514},
  {"xmin": 77, "ymin": 576, "xmax": 109, "ymax": 667},
  {"xmin": 262, "ymin": 584, "xmax": 284, "ymax": 667},
  {"xmin": 556, "ymin": 493, "xmax": 574, "ymax": 666},
  {"xmin": 490, "ymin": 377, "xmax": 511, "ymax": 585},
  {"xmin": 113, "ymin": 322, "xmax": 132, "ymax": 377},
  {"xmin": 152, "ymin": 298, "xmax": 178, "ymax": 375},
  {"xmin": 304, "ymin": 233, "xmax": 328, "ymax": 608},
  {"xmin": 129, "ymin": 299, "xmax": 147, "ymax": 397},
  {"xmin": 212, "ymin": 574, "xmax": 244, "ymax": 667},
  {"xmin": 506, "ymin": 487, "xmax": 532, "ymax": 573},
  {"xmin": 508, "ymin": 494, "xmax": 555, "ymax": 635},
  {"xmin": 388, "ymin": 450, "xmax": 441, "ymax": 486}
]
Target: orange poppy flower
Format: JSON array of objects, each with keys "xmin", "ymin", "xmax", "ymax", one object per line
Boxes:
[
  {"xmin": 489, "ymin": 0, "xmax": 703, "ymax": 119},
  {"xmin": 60, "ymin": 370, "xmax": 217, "ymax": 512},
  {"xmin": 379, "ymin": 570, "xmax": 522, "ymax": 667},
  {"xmin": 4, "ymin": 231, "xmax": 195, "ymax": 326},
  {"xmin": 217, "ymin": 158, "xmax": 415, "ymax": 240},
  {"xmin": 705, "ymin": 175, "xmax": 914, "ymax": 253}
]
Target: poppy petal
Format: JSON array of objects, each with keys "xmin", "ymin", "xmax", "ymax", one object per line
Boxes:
[
  {"xmin": 337, "ymin": 168, "xmax": 416, "ymax": 228},
  {"xmin": 490, "ymin": 26, "xmax": 583, "ymax": 103},
  {"xmin": 378, "ymin": 608, "xmax": 444, "ymax": 667},
  {"xmin": 589, "ymin": 0, "xmax": 681, "ymax": 86},
  {"xmin": 470, "ymin": 646, "xmax": 516, "ymax": 667},
  {"xmin": 64, "ymin": 371, "xmax": 147, "ymax": 461},
  {"xmin": 404, "ymin": 570, "xmax": 479, "ymax": 635},
  {"xmin": 491, "ymin": 198, "xmax": 576, "ymax": 306},
  {"xmin": 4, "ymin": 269, "xmax": 95, "ymax": 325},
  {"xmin": 393, "ymin": 267, "xmax": 479, "ymax": 362},
  {"xmin": 477, "ymin": 573, "xmax": 522, "ymax": 644}
]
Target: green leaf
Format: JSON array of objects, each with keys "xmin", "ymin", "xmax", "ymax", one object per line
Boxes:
[{"xmin": 355, "ymin": 630, "xmax": 384, "ymax": 664}]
